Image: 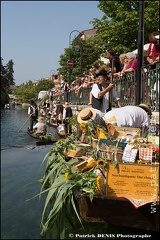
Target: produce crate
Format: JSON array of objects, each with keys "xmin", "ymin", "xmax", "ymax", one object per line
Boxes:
[
  {"xmin": 99, "ymin": 144, "xmax": 123, "ymax": 162},
  {"xmin": 66, "ymin": 147, "xmax": 87, "ymax": 157}
]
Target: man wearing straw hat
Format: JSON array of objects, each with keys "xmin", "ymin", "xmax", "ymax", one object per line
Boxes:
[
  {"xmin": 33, "ymin": 117, "xmax": 47, "ymax": 135},
  {"xmin": 77, "ymin": 107, "xmax": 108, "ymax": 143}
]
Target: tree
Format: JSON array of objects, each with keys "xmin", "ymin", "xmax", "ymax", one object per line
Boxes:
[
  {"xmin": 15, "ymin": 82, "xmax": 37, "ymax": 103},
  {"xmin": 58, "ymin": 39, "xmax": 101, "ymax": 83},
  {"xmin": 90, "ymin": 1, "xmax": 159, "ymax": 54},
  {"xmin": 35, "ymin": 79, "xmax": 55, "ymax": 94},
  {"xmin": 0, "ymin": 58, "xmax": 9, "ymax": 107},
  {"xmin": 5, "ymin": 59, "xmax": 15, "ymax": 87}
]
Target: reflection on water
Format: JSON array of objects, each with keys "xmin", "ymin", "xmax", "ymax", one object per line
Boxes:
[
  {"xmin": 1, "ymin": 106, "xmax": 36, "ymax": 147},
  {"xmin": 1, "ymin": 146, "xmax": 51, "ymax": 239},
  {"xmin": 1, "ymin": 106, "xmax": 59, "ymax": 148},
  {"xmin": 1, "ymin": 107, "xmax": 53, "ymax": 239},
  {"xmin": 1, "ymin": 107, "xmax": 158, "ymax": 239}
]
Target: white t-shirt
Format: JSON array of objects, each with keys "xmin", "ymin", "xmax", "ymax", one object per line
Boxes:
[
  {"xmin": 103, "ymin": 106, "xmax": 150, "ymax": 128},
  {"xmin": 91, "ymin": 84, "xmax": 120, "ymax": 113},
  {"xmin": 33, "ymin": 122, "xmax": 47, "ymax": 134}
]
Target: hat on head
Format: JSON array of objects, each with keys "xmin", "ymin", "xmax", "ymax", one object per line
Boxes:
[
  {"xmin": 138, "ymin": 103, "xmax": 152, "ymax": 116},
  {"xmin": 38, "ymin": 117, "xmax": 44, "ymax": 122},
  {"xmin": 94, "ymin": 63, "xmax": 100, "ymax": 69},
  {"xmin": 96, "ymin": 69, "xmax": 109, "ymax": 78},
  {"xmin": 64, "ymin": 102, "xmax": 69, "ymax": 106},
  {"xmin": 77, "ymin": 107, "xmax": 96, "ymax": 124}
]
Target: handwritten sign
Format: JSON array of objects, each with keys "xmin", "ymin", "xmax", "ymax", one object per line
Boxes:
[{"xmin": 106, "ymin": 163, "xmax": 159, "ymax": 201}]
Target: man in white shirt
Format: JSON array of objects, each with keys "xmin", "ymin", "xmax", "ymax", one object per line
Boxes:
[
  {"xmin": 91, "ymin": 70, "xmax": 121, "ymax": 114},
  {"xmin": 103, "ymin": 104, "xmax": 151, "ymax": 129},
  {"xmin": 28, "ymin": 100, "xmax": 38, "ymax": 131}
]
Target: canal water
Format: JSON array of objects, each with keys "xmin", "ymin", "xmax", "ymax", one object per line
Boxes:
[{"xmin": 1, "ymin": 106, "xmax": 159, "ymax": 239}]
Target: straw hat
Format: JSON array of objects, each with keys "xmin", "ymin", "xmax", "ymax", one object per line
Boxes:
[
  {"xmin": 77, "ymin": 107, "xmax": 96, "ymax": 124},
  {"xmin": 37, "ymin": 117, "xmax": 44, "ymax": 122},
  {"xmin": 64, "ymin": 102, "xmax": 69, "ymax": 106},
  {"xmin": 138, "ymin": 103, "xmax": 152, "ymax": 116}
]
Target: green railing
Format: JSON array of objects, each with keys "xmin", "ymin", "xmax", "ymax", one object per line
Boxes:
[{"xmin": 56, "ymin": 63, "xmax": 159, "ymax": 110}]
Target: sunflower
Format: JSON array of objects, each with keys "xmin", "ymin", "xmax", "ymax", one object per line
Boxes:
[
  {"xmin": 64, "ymin": 172, "xmax": 69, "ymax": 181},
  {"xmin": 56, "ymin": 139, "xmax": 61, "ymax": 145},
  {"xmin": 96, "ymin": 159, "xmax": 107, "ymax": 167},
  {"xmin": 96, "ymin": 175, "xmax": 102, "ymax": 192},
  {"xmin": 80, "ymin": 123, "xmax": 87, "ymax": 132},
  {"xmin": 86, "ymin": 159, "xmax": 96, "ymax": 167},
  {"xmin": 81, "ymin": 159, "xmax": 96, "ymax": 173}
]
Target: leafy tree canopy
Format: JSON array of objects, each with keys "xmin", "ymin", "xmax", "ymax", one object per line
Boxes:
[
  {"xmin": 35, "ymin": 79, "xmax": 55, "ymax": 94},
  {"xmin": 15, "ymin": 81, "xmax": 37, "ymax": 103},
  {"xmin": 90, "ymin": 0, "xmax": 159, "ymax": 54},
  {"xmin": 1, "ymin": 57, "xmax": 15, "ymax": 106}
]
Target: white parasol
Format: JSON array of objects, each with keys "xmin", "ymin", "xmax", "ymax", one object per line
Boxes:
[{"xmin": 132, "ymin": 43, "xmax": 150, "ymax": 56}]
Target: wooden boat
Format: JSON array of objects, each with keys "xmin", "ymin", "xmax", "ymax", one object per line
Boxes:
[
  {"xmin": 46, "ymin": 121, "xmax": 58, "ymax": 128},
  {"xmin": 74, "ymin": 191, "xmax": 159, "ymax": 232},
  {"xmin": 27, "ymin": 127, "xmax": 56, "ymax": 145}
]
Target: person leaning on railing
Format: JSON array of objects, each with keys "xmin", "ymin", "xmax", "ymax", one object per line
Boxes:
[
  {"xmin": 119, "ymin": 52, "xmax": 137, "ymax": 99},
  {"xmin": 113, "ymin": 53, "xmax": 129, "ymax": 78},
  {"xmin": 146, "ymin": 32, "xmax": 160, "ymax": 68}
]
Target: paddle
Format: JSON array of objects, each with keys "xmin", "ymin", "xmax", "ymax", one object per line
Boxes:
[{"xmin": 18, "ymin": 115, "xmax": 31, "ymax": 132}]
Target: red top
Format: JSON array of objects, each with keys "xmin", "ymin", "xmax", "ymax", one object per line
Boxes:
[
  {"xmin": 147, "ymin": 43, "xmax": 160, "ymax": 58},
  {"xmin": 126, "ymin": 59, "xmax": 137, "ymax": 70}
]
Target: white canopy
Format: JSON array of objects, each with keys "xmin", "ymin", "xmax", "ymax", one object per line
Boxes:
[{"xmin": 132, "ymin": 43, "xmax": 150, "ymax": 56}]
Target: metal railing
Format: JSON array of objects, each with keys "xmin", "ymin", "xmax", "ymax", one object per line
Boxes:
[{"xmin": 55, "ymin": 63, "xmax": 159, "ymax": 110}]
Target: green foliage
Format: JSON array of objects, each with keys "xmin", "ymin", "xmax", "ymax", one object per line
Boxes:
[
  {"xmin": 35, "ymin": 79, "xmax": 54, "ymax": 94},
  {"xmin": 1, "ymin": 87, "xmax": 10, "ymax": 107},
  {"xmin": 57, "ymin": 1, "xmax": 159, "ymax": 81},
  {"xmin": 58, "ymin": 39, "xmax": 101, "ymax": 83},
  {"xmin": 5, "ymin": 59, "xmax": 15, "ymax": 86},
  {"xmin": 38, "ymin": 134, "xmax": 109, "ymax": 239},
  {"xmin": 1, "ymin": 57, "xmax": 15, "ymax": 106},
  {"xmin": 39, "ymin": 134, "xmax": 52, "ymax": 142},
  {"xmin": 15, "ymin": 82, "xmax": 37, "ymax": 103},
  {"xmin": 91, "ymin": 1, "xmax": 159, "ymax": 54}
]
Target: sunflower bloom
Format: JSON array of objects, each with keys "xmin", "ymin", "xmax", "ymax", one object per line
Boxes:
[
  {"xmin": 96, "ymin": 159, "xmax": 107, "ymax": 167},
  {"xmin": 80, "ymin": 123, "xmax": 87, "ymax": 132},
  {"xmin": 64, "ymin": 172, "xmax": 69, "ymax": 181},
  {"xmin": 96, "ymin": 175, "xmax": 102, "ymax": 192},
  {"xmin": 81, "ymin": 159, "xmax": 96, "ymax": 173},
  {"xmin": 86, "ymin": 159, "xmax": 96, "ymax": 167},
  {"xmin": 56, "ymin": 140, "xmax": 61, "ymax": 145}
]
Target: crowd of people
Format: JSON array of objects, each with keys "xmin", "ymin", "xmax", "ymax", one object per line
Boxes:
[{"xmin": 28, "ymin": 31, "xmax": 159, "ymax": 139}]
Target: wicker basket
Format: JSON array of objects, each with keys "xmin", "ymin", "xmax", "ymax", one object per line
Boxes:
[
  {"xmin": 67, "ymin": 147, "xmax": 87, "ymax": 157},
  {"xmin": 99, "ymin": 145, "xmax": 123, "ymax": 162}
]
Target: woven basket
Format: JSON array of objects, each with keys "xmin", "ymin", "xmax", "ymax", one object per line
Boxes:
[
  {"xmin": 99, "ymin": 145, "xmax": 123, "ymax": 162},
  {"xmin": 67, "ymin": 147, "xmax": 87, "ymax": 157}
]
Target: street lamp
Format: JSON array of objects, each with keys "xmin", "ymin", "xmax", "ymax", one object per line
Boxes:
[
  {"xmin": 50, "ymin": 69, "xmax": 56, "ymax": 81},
  {"xmin": 75, "ymin": 42, "xmax": 83, "ymax": 75},
  {"xmin": 68, "ymin": 30, "xmax": 82, "ymax": 84}
]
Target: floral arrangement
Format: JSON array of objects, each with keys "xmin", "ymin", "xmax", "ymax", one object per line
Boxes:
[{"xmin": 38, "ymin": 134, "xmax": 109, "ymax": 239}]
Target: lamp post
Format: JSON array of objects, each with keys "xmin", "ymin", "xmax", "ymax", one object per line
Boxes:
[
  {"xmin": 50, "ymin": 69, "xmax": 56, "ymax": 81},
  {"xmin": 75, "ymin": 42, "xmax": 83, "ymax": 75},
  {"xmin": 68, "ymin": 30, "xmax": 82, "ymax": 84}
]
